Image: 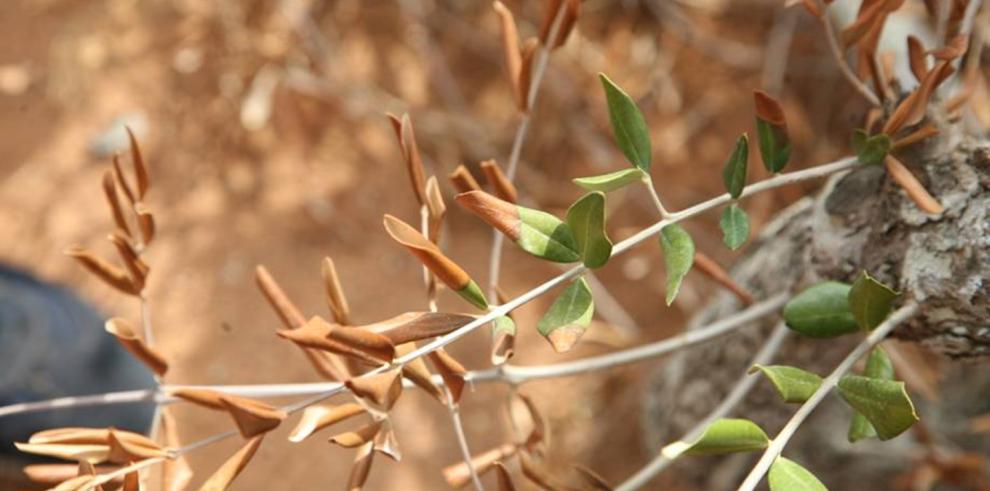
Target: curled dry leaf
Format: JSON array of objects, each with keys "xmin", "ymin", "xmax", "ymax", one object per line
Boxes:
[
  {"xmin": 65, "ymin": 247, "xmax": 138, "ymax": 295},
  {"xmin": 330, "ymin": 421, "xmax": 383, "ymax": 448},
  {"xmin": 108, "ymin": 232, "xmax": 148, "ymax": 292},
  {"xmin": 442, "ymin": 444, "xmax": 518, "ymax": 489},
  {"xmin": 387, "ymin": 113, "xmax": 428, "ymax": 205},
  {"xmin": 134, "ymin": 202, "xmax": 155, "ymax": 246},
  {"xmin": 197, "ymin": 435, "xmax": 263, "ymax": 491},
  {"xmin": 493, "ymin": 461, "xmax": 516, "ymax": 491},
  {"xmin": 428, "ymin": 348, "xmax": 467, "ymax": 404},
  {"xmin": 449, "ymin": 164, "xmax": 482, "ymax": 193},
  {"xmin": 840, "ymin": 0, "xmax": 895, "ymax": 49},
  {"xmin": 108, "ymin": 428, "xmax": 167, "ymax": 463},
  {"xmin": 884, "ymin": 155, "xmax": 944, "ymax": 214},
  {"xmin": 884, "ymin": 60, "xmax": 955, "ymax": 134},
  {"xmin": 14, "ymin": 442, "xmax": 110, "ymax": 464},
  {"xmin": 112, "ymin": 154, "xmax": 136, "ymax": 205},
  {"xmin": 373, "ymin": 419, "xmax": 402, "ymax": 462},
  {"xmin": 425, "ymin": 176, "xmax": 446, "ymax": 244},
  {"xmin": 345, "ymin": 368, "xmax": 404, "ymax": 410},
  {"xmin": 29, "ymin": 427, "xmax": 157, "ymax": 448},
  {"xmin": 493, "ymin": 1, "xmax": 522, "ymax": 104},
  {"xmin": 364, "ymin": 311, "xmax": 476, "ymax": 345},
  {"xmin": 22, "ymin": 464, "xmax": 120, "ymax": 486},
  {"xmin": 105, "ymin": 318, "xmax": 168, "ymax": 377},
  {"xmin": 539, "ymin": 0, "xmax": 580, "ymax": 49},
  {"xmin": 102, "ymin": 170, "xmax": 132, "ymax": 238},
  {"xmin": 454, "ymin": 191, "xmax": 521, "ymax": 240},
  {"xmin": 395, "ymin": 342, "xmax": 444, "ymax": 403},
  {"xmin": 321, "ymin": 256, "xmax": 351, "ymax": 325},
  {"xmin": 491, "ymin": 316, "xmax": 516, "ymax": 366},
  {"xmin": 383, "ymin": 214, "xmax": 488, "ymax": 309},
  {"xmin": 907, "ymin": 35, "xmax": 928, "ymax": 82},
  {"xmin": 218, "ymin": 395, "xmax": 288, "ymax": 438},
  {"xmin": 278, "ymin": 316, "xmax": 395, "ymax": 364},
  {"xmin": 347, "ymin": 440, "xmax": 375, "ymax": 491},
  {"xmin": 170, "ymin": 388, "xmax": 226, "ymax": 410},
  {"xmin": 160, "ymin": 407, "xmax": 194, "ymax": 491},
  {"xmin": 257, "ymin": 265, "xmax": 349, "ymax": 380},
  {"xmin": 480, "ymin": 159, "xmax": 518, "ymax": 203},
  {"xmin": 125, "ymin": 127, "xmax": 150, "ymax": 199},
  {"xmin": 288, "ymin": 403, "xmax": 366, "ymax": 443}
]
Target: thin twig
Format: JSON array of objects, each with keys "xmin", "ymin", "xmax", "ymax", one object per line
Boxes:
[
  {"xmin": 736, "ymin": 302, "xmax": 920, "ymax": 491},
  {"xmin": 616, "ymin": 322, "xmax": 791, "ymax": 491},
  {"xmin": 444, "ymin": 387, "xmax": 484, "ymax": 491}
]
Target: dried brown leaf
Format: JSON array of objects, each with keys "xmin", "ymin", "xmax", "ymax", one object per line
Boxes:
[
  {"xmin": 365, "ymin": 312, "xmax": 476, "ymax": 345},
  {"xmin": 279, "ymin": 316, "xmax": 394, "ymax": 364},
  {"xmin": 105, "ymin": 318, "xmax": 168, "ymax": 377},
  {"xmin": 51, "ymin": 475, "xmax": 99, "ymax": 491},
  {"xmin": 22, "ymin": 464, "xmax": 119, "ymax": 486},
  {"xmin": 442, "ymin": 444, "xmax": 517, "ymax": 489},
  {"xmin": 65, "ymin": 247, "xmax": 138, "ymax": 295},
  {"xmin": 517, "ymin": 37, "xmax": 539, "ymax": 111},
  {"xmin": 931, "ymin": 34, "xmax": 968, "ymax": 60},
  {"xmin": 321, "ymin": 257, "xmax": 352, "ymax": 325},
  {"xmin": 449, "ymin": 165, "xmax": 482, "ymax": 194},
  {"xmin": 102, "ymin": 170, "xmax": 132, "ymax": 238},
  {"xmin": 288, "ymin": 403, "xmax": 366, "ymax": 442},
  {"xmin": 387, "ymin": 113, "xmax": 428, "ymax": 205},
  {"xmin": 108, "ymin": 232, "xmax": 148, "ymax": 292},
  {"xmin": 15, "ymin": 442, "xmax": 110, "ymax": 463},
  {"xmin": 372, "ymin": 419, "xmax": 402, "ymax": 462},
  {"xmin": 125, "ymin": 127, "xmax": 150, "ymax": 199},
  {"xmin": 111, "ymin": 154, "xmax": 137, "ymax": 205},
  {"xmin": 346, "ymin": 369, "xmax": 404, "ymax": 410},
  {"xmin": 425, "ymin": 176, "xmax": 446, "ymax": 244},
  {"xmin": 539, "ymin": 0, "xmax": 579, "ymax": 48},
  {"xmin": 891, "ymin": 124, "xmax": 940, "ymax": 150},
  {"xmin": 197, "ymin": 435, "xmax": 263, "ymax": 491},
  {"xmin": 347, "ymin": 441, "xmax": 375, "ymax": 491},
  {"xmin": 491, "ymin": 328, "xmax": 515, "ymax": 366},
  {"xmin": 255, "ymin": 265, "xmax": 307, "ymax": 328},
  {"xmin": 107, "ymin": 428, "xmax": 167, "ymax": 463},
  {"xmin": 428, "ymin": 349, "xmax": 467, "ymax": 404},
  {"xmin": 480, "ymin": 160, "xmax": 518, "ymax": 203},
  {"xmin": 493, "ymin": 1, "xmax": 523, "ymax": 102},
  {"xmin": 121, "ymin": 469, "xmax": 140, "ymax": 491},
  {"xmin": 753, "ymin": 90, "xmax": 787, "ymax": 126},
  {"xmin": 135, "ymin": 202, "xmax": 155, "ymax": 246},
  {"xmin": 884, "ymin": 155, "xmax": 944, "ymax": 214},
  {"xmin": 170, "ymin": 388, "xmax": 225, "ymax": 410},
  {"xmin": 218, "ymin": 395, "xmax": 287, "ymax": 438},
  {"xmin": 383, "ymin": 214, "xmax": 472, "ymax": 290},
  {"xmin": 907, "ymin": 35, "xmax": 928, "ymax": 82},
  {"xmin": 884, "ymin": 60, "xmax": 955, "ymax": 134},
  {"xmin": 395, "ymin": 342, "xmax": 444, "ymax": 403},
  {"xmin": 330, "ymin": 421, "xmax": 383, "ymax": 448}
]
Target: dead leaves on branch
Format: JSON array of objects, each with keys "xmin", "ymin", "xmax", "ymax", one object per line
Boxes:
[
  {"xmin": 170, "ymin": 389, "xmax": 287, "ymax": 438},
  {"xmin": 104, "ymin": 318, "xmax": 168, "ymax": 376},
  {"xmin": 198, "ymin": 435, "xmax": 263, "ymax": 491},
  {"xmin": 16, "ymin": 427, "xmax": 166, "ymax": 465},
  {"xmin": 289, "ymin": 403, "xmax": 366, "ymax": 442}
]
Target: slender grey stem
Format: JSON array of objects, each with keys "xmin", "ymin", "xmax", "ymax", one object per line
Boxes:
[
  {"xmin": 617, "ymin": 323, "xmax": 790, "ymax": 491},
  {"xmin": 817, "ymin": 0, "xmax": 882, "ymax": 106},
  {"xmin": 737, "ymin": 302, "xmax": 920, "ymax": 491}
]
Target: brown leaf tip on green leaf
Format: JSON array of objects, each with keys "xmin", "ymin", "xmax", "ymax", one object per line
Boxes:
[
  {"xmin": 754, "ymin": 90, "xmax": 787, "ymax": 126},
  {"xmin": 454, "ymin": 190, "xmax": 522, "ymax": 240},
  {"xmin": 383, "ymin": 214, "xmax": 474, "ymax": 290}
]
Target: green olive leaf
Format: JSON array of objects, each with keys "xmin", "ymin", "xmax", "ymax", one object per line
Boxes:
[
  {"xmin": 756, "ymin": 118, "xmax": 792, "ymax": 174},
  {"xmin": 664, "ymin": 418, "xmax": 770, "ymax": 458},
  {"xmin": 572, "ymin": 168, "xmax": 647, "ymax": 192},
  {"xmin": 769, "ymin": 457, "xmax": 828, "ymax": 491},
  {"xmin": 848, "ymin": 271, "xmax": 899, "ymax": 331},
  {"xmin": 783, "ymin": 282, "xmax": 860, "ymax": 338},
  {"xmin": 536, "ymin": 277, "xmax": 594, "ymax": 353},
  {"xmin": 659, "ymin": 223, "xmax": 695, "ymax": 305},
  {"xmin": 722, "ymin": 133, "xmax": 749, "ymax": 198},
  {"xmin": 837, "ymin": 374, "xmax": 918, "ymax": 440},
  {"xmin": 599, "ymin": 73, "xmax": 652, "ymax": 171},
  {"xmin": 566, "ymin": 192, "xmax": 613, "ymax": 269},
  {"xmin": 749, "ymin": 365, "xmax": 823, "ymax": 404},
  {"xmin": 848, "ymin": 347, "xmax": 895, "ymax": 442},
  {"xmin": 851, "ymin": 129, "xmax": 891, "ymax": 166},
  {"xmin": 516, "ymin": 206, "xmax": 581, "ymax": 263},
  {"xmin": 720, "ymin": 204, "xmax": 750, "ymax": 251}
]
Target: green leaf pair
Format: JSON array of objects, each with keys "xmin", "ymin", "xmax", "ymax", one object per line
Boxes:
[
  {"xmin": 515, "ymin": 206, "xmax": 582, "ymax": 263},
  {"xmin": 782, "ymin": 272, "xmax": 899, "ymax": 338},
  {"xmin": 838, "ymin": 370, "xmax": 918, "ymax": 441},
  {"xmin": 851, "ymin": 130, "xmax": 891, "ymax": 166},
  {"xmin": 537, "ymin": 277, "xmax": 594, "ymax": 353},
  {"xmin": 566, "ymin": 192, "xmax": 613, "ymax": 269}
]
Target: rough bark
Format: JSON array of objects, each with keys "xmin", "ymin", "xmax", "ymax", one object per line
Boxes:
[{"xmin": 642, "ymin": 130, "xmax": 990, "ymax": 488}]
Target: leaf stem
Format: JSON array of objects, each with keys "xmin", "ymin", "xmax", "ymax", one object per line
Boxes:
[
  {"xmin": 736, "ymin": 302, "xmax": 919, "ymax": 491},
  {"xmin": 816, "ymin": 0, "xmax": 882, "ymax": 107},
  {"xmin": 616, "ymin": 322, "xmax": 791, "ymax": 491}
]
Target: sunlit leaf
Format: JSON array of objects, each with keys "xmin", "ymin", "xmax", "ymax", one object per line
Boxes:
[
  {"xmin": 665, "ymin": 418, "xmax": 770, "ymax": 458},
  {"xmin": 600, "ymin": 73, "xmax": 652, "ymax": 171},
  {"xmin": 566, "ymin": 192, "xmax": 613, "ymax": 268},
  {"xmin": 769, "ymin": 457, "xmax": 828, "ymax": 491},
  {"xmin": 456, "ymin": 191, "xmax": 580, "ymax": 263},
  {"xmin": 722, "ymin": 133, "xmax": 749, "ymax": 198},
  {"xmin": 783, "ymin": 282, "xmax": 859, "ymax": 338},
  {"xmin": 749, "ymin": 365, "xmax": 823, "ymax": 403},
  {"xmin": 572, "ymin": 168, "xmax": 646, "ymax": 192},
  {"xmin": 660, "ymin": 224, "xmax": 694, "ymax": 305},
  {"xmin": 719, "ymin": 205, "xmax": 750, "ymax": 251},
  {"xmin": 537, "ymin": 278, "xmax": 594, "ymax": 353},
  {"xmin": 848, "ymin": 271, "xmax": 899, "ymax": 331},
  {"xmin": 851, "ymin": 130, "xmax": 891, "ymax": 166},
  {"xmin": 837, "ymin": 375, "xmax": 918, "ymax": 440},
  {"xmin": 848, "ymin": 347, "xmax": 895, "ymax": 442}
]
